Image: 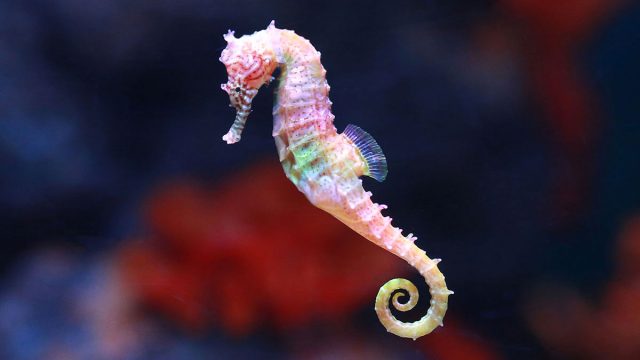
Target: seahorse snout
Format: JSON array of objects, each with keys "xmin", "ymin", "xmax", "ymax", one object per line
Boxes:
[{"xmin": 221, "ymin": 81, "xmax": 259, "ymax": 144}]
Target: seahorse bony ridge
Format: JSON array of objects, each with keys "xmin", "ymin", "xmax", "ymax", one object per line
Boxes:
[{"xmin": 219, "ymin": 21, "xmax": 452, "ymax": 339}]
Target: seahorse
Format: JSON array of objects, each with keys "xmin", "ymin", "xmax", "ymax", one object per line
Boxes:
[{"xmin": 219, "ymin": 21, "xmax": 452, "ymax": 339}]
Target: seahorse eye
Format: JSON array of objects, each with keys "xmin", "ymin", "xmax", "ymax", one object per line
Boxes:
[{"xmin": 235, "ymin": 87, "xmax": 241, "ymax": 93}]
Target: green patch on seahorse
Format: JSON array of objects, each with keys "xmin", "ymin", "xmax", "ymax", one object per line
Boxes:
[{"xmin": 291, "ymin": 142, "xmax": 320, "ymax": 167}]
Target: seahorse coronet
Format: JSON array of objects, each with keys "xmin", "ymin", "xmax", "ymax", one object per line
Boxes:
[{"xmin": 219, "ymin": 21, "xmax": 452, "ymax": 339}]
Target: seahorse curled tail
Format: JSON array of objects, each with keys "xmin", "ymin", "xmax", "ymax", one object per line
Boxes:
[{"xmin": 373, "ymin": 234, "xmax": 453, "ymax": 339}]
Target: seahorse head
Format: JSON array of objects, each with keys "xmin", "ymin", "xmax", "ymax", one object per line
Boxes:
[{"xmin": 219, "ymin": 24, "xmax": 277, "ymax": 144}]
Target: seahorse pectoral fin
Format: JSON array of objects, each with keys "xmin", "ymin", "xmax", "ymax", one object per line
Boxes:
[{"xmin": 343, "ymin": 124, "xmax": 388, "ymax": 182}]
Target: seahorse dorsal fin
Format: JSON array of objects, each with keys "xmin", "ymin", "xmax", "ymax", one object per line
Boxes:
[{"xmin": 343, "ymin": 124, "xmax": 388, "ymax": 182}]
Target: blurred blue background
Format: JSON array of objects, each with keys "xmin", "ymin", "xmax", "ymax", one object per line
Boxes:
[{"xmin": 1, "ymin": 0, "xmax": 639, "ymax": 358}]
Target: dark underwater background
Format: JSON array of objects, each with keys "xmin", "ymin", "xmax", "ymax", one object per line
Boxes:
[{"xmin": 1, "ymin": 0, "xmax": 640, "ymax": 359}]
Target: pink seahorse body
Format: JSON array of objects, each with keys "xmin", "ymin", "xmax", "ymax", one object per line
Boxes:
[{"xmin": 219, "ymin": 21, "xmax": 452, "ymax": 339}]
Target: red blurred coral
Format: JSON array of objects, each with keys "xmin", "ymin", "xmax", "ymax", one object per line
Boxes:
[
  {"xmin": 526, "ymin": 214, "xmax": 640, "ymax": 359},
  {"xmin": 117, "ymin": 160, "xmax": 403, "ymax": 336},
  {"xmin": 417, "ymin": 316, "xmax": 503, "ymax": 360},
  {"xmin": 499, "ymin": 0, "xmax": 626, "ymax": 223}
]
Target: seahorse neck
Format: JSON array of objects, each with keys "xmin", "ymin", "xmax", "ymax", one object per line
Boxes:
[{"xmin": 268, "ymin": 30, "xmax": 336, "ymax": 149}]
